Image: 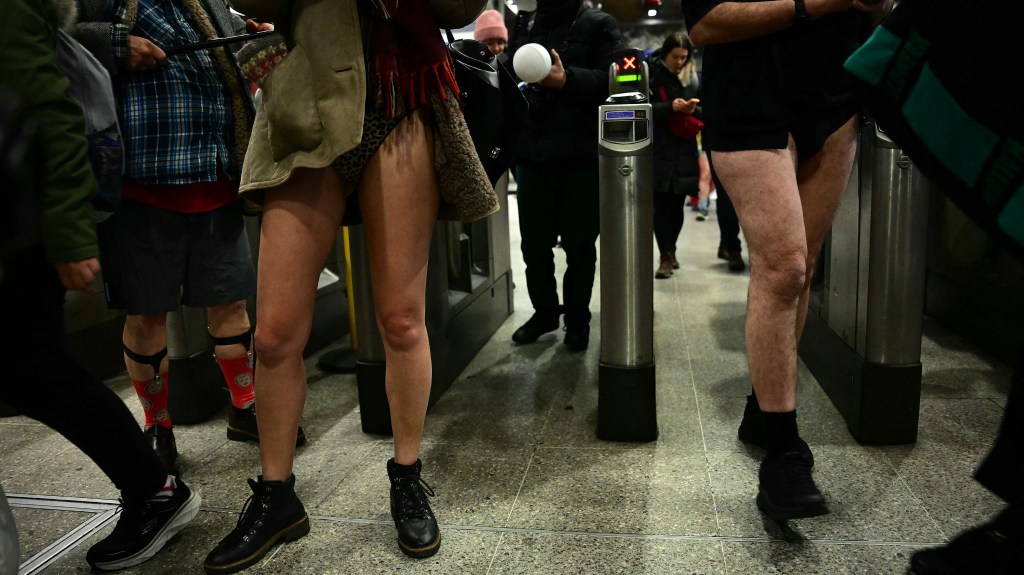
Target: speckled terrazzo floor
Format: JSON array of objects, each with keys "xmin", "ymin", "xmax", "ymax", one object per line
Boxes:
[{"xmin": 2, "ymin": 189, "xmax": 1013, "ymax": 575}]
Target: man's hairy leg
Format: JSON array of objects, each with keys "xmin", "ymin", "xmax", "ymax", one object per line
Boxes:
[{"xmin": 711, "ymin": 148, "xmax": 806, "ymax": 413}]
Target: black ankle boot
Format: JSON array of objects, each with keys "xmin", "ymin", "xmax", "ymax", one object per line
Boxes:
[
  {"xmin": 387, "ymin": 458, "xmax": 440, "ymax": 559},
  {"xmin": 204, "ymin": 475, "xmax": 310, "ymax": 574}
]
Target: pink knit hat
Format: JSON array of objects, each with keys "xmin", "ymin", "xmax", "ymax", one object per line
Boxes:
[{"xmin": 473, "ymin": 10, "xmax": 507, "ymax": 42}]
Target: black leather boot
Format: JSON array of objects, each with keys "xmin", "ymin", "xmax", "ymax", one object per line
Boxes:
[
  {"xmin": 388, "ymin": 458, "xmax": 440, "ymax": 559},
  {"xmin": 204, "ymin": 475, "xmax": 310, "ymax": 574}
]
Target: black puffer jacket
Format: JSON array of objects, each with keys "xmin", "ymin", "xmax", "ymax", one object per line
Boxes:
[
  {"xmin": 647, "ymin": 52, "xmax": 702, "ymax": 194},
  {"xmin": 508, "ymin": 1, "xmax": 623, "ymax": 167}
]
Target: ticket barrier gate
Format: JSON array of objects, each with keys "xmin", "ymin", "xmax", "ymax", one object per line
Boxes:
[
  {"xmin": 596, "ymin": 49, "xmax": 657, "ymax": 442},
  {"xmin": 799, "ymin": 115, "xmax": 930, "ymax": 444}
]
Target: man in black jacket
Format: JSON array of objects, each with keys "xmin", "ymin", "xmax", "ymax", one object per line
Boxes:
[{"xmin": 507, "ymin": 0, "xmax": 623, "ymax": 352}]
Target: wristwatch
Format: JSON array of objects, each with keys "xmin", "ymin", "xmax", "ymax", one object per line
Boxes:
[{"xmin": 793, "ymin": 0, "xmax": 810, "ymax": 27}]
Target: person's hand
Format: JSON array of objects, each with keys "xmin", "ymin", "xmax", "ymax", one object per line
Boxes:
[
  {"xmin": 537, "ymin": 49, "xmax": 567, "ymax": 89},
  {"xmin": 851, "ymin": 0, "xmax": 891, "ymax": 26},
  {"xmin": 56, "ymin": 258, "xmax": 101, "ymax": 294},
  {"xmin": 245, "ymin": 19, "xmax": 275, "ymax": 32},
  {"xmin": 674, "ymin": 98, "xmax": 699, "ymax": 114},
  {"xmin": 127, "ymin": 35, "xmax": 167, "ymax": 72}
]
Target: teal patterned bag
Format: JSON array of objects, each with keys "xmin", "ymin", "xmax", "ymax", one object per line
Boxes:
[{"xmin": 844, "ymin": 0, "xmax": 1023, "ymax": 259}]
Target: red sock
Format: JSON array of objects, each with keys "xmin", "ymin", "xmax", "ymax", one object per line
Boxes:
[
  {"xmin": 217, "ymin": 354, "xmax": 255, "ymax": 409},
  {"xmin": 132, "ymin": 372, "xmax": 171, "ymax": 428}
]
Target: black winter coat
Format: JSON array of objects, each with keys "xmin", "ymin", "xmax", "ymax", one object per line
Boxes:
[
  {"xmin": 508, "ymin": 4, "xmax": 623, "ymax": 167},
  {"xmin": 648, "ymin": 54, "xmax": 702, "ymax": 195}
]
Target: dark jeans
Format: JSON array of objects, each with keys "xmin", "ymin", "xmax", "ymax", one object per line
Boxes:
[
  {"xmin": 707, "ymin": 153, "xmax": 742, "ymax": 253},
  {"xmin": 515, "ymin": 163, "xmax": 600, "ymax": 324},
  {"xmin": 974, "ymin": 343, "xmax": 1023, "ymax": 505},
  {"xmin": 653, "ymin": 193, "xmax": 687, "ymax": 255},
  {"xmin": 0, "ymin": 245, "xmax": 166, "ymax": 503}
]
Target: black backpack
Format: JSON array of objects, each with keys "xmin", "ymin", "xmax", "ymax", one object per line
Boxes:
[{"xmin": 55, "ymin": 29, "xmax": 123, "ymax": 222}]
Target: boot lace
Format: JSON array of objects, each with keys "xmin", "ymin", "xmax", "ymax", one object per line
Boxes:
[
  {"xmin": 232, "ymin": 480, "xmax": 271, "ymax": 542},
  {"xmin": 393, "ymin": 475, "xmax": 436, "ymax": 520}
]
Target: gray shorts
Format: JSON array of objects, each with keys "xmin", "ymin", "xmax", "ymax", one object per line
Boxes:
[{"xmin": 101, "ymin": 199, "xmax": 256, "ymax": 315}]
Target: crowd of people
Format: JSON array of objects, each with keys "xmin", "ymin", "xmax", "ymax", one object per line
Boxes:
[{"xmin": 1, "ymin": 0, "xmax": 1018, "ymax": 574}]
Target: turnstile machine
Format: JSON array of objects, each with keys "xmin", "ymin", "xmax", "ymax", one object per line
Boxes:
[
  {"xmin": 596, "ymin": 49, "xmax": 657, "ymax": 442},
  {"xmin": 799, "ymin": 115, "xmax": 930, "ymax": 444}
]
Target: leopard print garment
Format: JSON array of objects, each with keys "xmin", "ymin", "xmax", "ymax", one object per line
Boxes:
[{"xmin": 332, "ymin": 110, "xmax": 405, "ymax": 184}]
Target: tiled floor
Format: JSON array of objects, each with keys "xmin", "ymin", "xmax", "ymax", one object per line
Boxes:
[{"xmin": 1, "ymin": 193, "xmax": 1013, "ymax": 574}]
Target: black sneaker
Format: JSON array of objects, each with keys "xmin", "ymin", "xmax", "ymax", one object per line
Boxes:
[
  {"xmin": 204, "ymin": 475, "xmax": 310, "ymax": 575},
  {"xmin": 144, "ymin": 425, "xmax": 178, "ymax": 475},
  {"xmin": 908, "ymin": 506, "xmax": 1022, "ymax": 574},
  {"xmin": 227, "ymin": 405, "xmax": 307, "ymax": 447},
  {"xmin": 563, "ymin": 321, "xmax": 590, "ymax": 352},
  {"xmin": 388, "ymin": 458, "xmax": 440, "ymax": 559},
  {"xmin": 512, "ymin": 312, "xmax": 560, "ymax": 344},
  {"xmin": 757, "ymin": 449, "xmax": 828, "ymax": 520},
  {"xmin": 86, "ymin": 477, "xmax": 201, "ymax": 571}
]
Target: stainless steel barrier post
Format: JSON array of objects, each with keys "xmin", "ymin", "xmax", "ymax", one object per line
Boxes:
[
  {"xmin": 799, "ymin": 116, "xmax": 930, "ymax": 444},
  {"xmin": 596, "ymin": 49, "xmax": 657, "ymax": 441}
]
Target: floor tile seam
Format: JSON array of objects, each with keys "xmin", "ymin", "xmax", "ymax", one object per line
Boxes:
[
  {"xmin": 501, "ymin": 446, "xmax": 537, "ymax": 529},
  {"xmin": 277, "ymin": 514, "xmax": 947, "ymax": 547},
  {"xmin": 1, "ymin": 441, "xmax": 76, "ymax": 486},
  {"xmin": 874, "ymin": 445, "xmax": 950, "ymax": 540},
  {"xmin": 669, "ymin": 274, "xmax": 723, "ymax": 537},
  {"xmin": 528, "ymin": 444, "xmax": 708, "ymax": 455}
]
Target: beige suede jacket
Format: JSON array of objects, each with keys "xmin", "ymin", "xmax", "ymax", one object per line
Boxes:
[
  {"xmin": 232, "ymin": 0, "xmax": 499, "ymax": 222},
  {"xmin": 231, "ymin": 0, "xmax": 365, "ymax": 193}
]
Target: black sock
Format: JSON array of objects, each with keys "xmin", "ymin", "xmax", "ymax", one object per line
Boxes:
[{"xmin": 762, "ymin": 410, "xmax": 802, "ymax": 453}]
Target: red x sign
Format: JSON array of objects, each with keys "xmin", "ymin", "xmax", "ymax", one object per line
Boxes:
[{"xmin": 622, "ymin": 56, "xmax": 636, "ymax": 70}]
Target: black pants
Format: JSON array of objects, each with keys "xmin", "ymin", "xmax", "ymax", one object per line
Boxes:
[
  {"xmin": 974, "ymin": 343, "xmax": 1023, "ymax": 505},
  {"xmin": 707, "ymin": 153, "xmax": 742, "ymax": 253},
  {"xmin": 0, "ymin": 245, "xmax": 165, "ymax": 503},
  {"xmin": 653, "ymin": 193, "xmax": 687, "ymax": 255},
  {"xmin": 515, "ymin": 163, "xmax": 600, "ymax": 325}
]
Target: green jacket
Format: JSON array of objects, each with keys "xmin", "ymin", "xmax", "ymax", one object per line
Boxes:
[{"xmin": 1, "ymin": 0, "xmax": 99, "ymax": 265}]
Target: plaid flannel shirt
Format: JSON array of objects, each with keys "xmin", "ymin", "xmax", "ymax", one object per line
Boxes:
[{"xmin": 109, "ymin": 0, "xmax": 239, "ymax": 184}]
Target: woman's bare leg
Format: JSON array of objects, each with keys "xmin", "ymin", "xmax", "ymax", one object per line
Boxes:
[
  {"xmin": 254, "ymin": 168, "xmax": 349, "ymax": 481},
  {"xmin": 359, "ymin": 109, "xmax": 440, "ymax": 465}
]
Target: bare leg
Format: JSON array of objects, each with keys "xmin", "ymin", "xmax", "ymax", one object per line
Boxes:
[
  {"xmin": 712, "ymin": 147, "xmax": 806, "ymax": 413},
  {"xmin": 712, "ymin": 116, "xmax": 858, "ymax": 414},
  {"xmin": 359, "ymin": 109, "xmax": 440, "ymax": 466},
  {"xmin": 793, "ymin": 116, "xmax": 859, "ymax": 340},
  {"xmin": 206, "ymin": 300, "xmax": 251, "ymax": 361},
  {"xmin": 123, "ymin": 314, "xmax": 169, "ymax": 380},
  {"xmin": 254, "ymin": 168, "xmax": 349, "ymax": 481}
]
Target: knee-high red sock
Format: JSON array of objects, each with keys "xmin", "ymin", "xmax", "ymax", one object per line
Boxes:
[
  {"xmin": 132, "ymin": 372, "xmax": 171, "ymax": 428},
  {"xmin": 217, "ymin": 354, "xmax": 255, "ymax": 409}
]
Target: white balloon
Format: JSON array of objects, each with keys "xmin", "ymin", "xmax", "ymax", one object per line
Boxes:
[{"xmin": 513, "ymin": 43, "xmax": 552, "ymax": 84}]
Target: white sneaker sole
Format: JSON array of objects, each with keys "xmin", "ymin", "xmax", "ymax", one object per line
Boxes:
[{"xmin": 92, "ymin": 490, "xmax": 202, "ymax": 571}]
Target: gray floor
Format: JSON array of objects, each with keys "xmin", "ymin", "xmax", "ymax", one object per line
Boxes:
[{"xmin": 1, "ymin": 193, "xmax": 1013, "ymax": 574}]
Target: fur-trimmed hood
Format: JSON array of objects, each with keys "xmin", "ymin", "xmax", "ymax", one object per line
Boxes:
[{"xmin": 52, "ymin": 0, "xmax": 78, "ymax": 30}]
